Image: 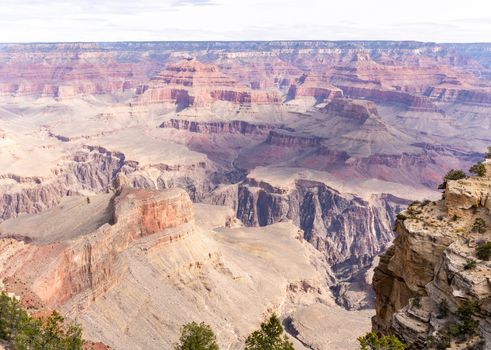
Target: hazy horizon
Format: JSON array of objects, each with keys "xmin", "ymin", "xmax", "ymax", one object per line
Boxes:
[
  {"xmin": 2, "ymin": 39, "xmax": 491, "ymax": 45},
  {"xmin": 1, "ymin": 0, "xmax": 491, "ymax": 43}
]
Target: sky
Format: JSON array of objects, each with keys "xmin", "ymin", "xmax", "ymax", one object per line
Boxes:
[{"xmin": 1, "ymin": 0, "xmax": 491, "ymax": 43}]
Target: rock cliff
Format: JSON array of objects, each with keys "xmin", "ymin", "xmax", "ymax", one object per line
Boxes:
[
  {"xmin": 372, "ymin": 160, "xmax": 491, "ymax": 349},
  {"xmin": 287, "ymin": 73, "xmax": 343, "ymax": 103},
  {"xmin": 135, "ymin": 58, "xmax": 280, "ymax": 108},
  {"xmin": 0, "ymin": 187, "xmax": 193, "ymax": 309},
  {"xmin": 201, "ymin": 175, "xmax": 409, "ymax": 309},
  {"xmin": 0, "ymin": 187, "xmax": 372, "ymax": 349}
]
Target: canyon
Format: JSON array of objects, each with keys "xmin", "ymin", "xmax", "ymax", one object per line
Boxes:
[{"xmin": 0, "ymin": 41, "xmax": 491, "ymax": 349}]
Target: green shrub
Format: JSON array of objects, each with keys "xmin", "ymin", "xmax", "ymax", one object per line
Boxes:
[
  {"xmin": 411, "ymin": 297, "xmax": 421, "ymax": 309},
  {"xmin": 0, "ymin": 292, "xmax": 83, "ymax": 350},
  {"xmin": 438, "ymin": 169, "xmax": 466, "ymax": 189},
  {"xmin": 469, "ymin": 162, "xmax": 486, "ymax": 177},
  {"xmin": 175, "ymin": 321, "xmax": 219, "ymax": 350},
  {"xmin": 456, "ymin": 300, "xmax": 480, "ymax": 337},
  {"xmin": 245, "ymin": 314, "xmax": 293, "ymax": 350},
  {"xmin": 472, "ymin": 218, "xmax": 486, "ymax": 234},
  {"xmin": 485, "ymin": 146, "xmax": 491, "ymax": 159},
  {"xmin": 421, "ymin": 199, "xmax": 431, "ymax": 207},
  {"xmin": 437, "ymin": 300, "xmax": 449, "ymax": 318},
  {"xmin": 396, "ymin": 213, "xmax": 408, "ymax": 221},
  {"xmin": 358, "ymin": 332, "xmax": 406, "ymax": 350},
  {"xmin": 447, "ymin": 323, "xmax": 460, "ymax": 337},
  {"xmin": 476, "ymin": 241, "xmax": 491, "ymax": 261},
  {"xmin": 435, "ymin": 333, "xmax": 450, "ymax": 350},
  {"xmin": 464, "ymin": 259, "xmax": 477, "ymax": 270}
]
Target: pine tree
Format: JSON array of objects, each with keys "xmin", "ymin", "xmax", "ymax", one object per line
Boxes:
[
  {"xmin": 175, "ymin": 321, "xmax": 219, "ymax": 350},
  {"xmin": 245, "ymin": 314, "xmax": 294, "ymax": 350}
]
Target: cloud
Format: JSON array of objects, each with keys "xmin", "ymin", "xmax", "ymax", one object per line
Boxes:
[
  {"xmin": 170, "ymin": 0, "xmax": 217, "ymax": 6},
  {"xmin": 0, "ymin": 0, "xmax": 490, "ymax": 42}
]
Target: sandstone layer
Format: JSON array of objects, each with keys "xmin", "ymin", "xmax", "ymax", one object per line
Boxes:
[{"xmin": 372, "ymin": 161, "xmax": 491, "ymax": 349}]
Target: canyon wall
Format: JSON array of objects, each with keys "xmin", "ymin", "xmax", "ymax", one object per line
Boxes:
[
  {"xmin": 0, "ymin": 188, "xmax": 194, "ymax": 309},
  {"xmin": 1, "ymin": 40, "xmax": 490, "ymax": 325},
  {"xmin": 372, "ymin": 161, "xmax": 491, "ymax": 349}
]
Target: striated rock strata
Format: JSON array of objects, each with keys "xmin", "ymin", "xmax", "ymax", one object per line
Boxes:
[
  {"xmin": 0, "ymin": 188, "xmax": 193, "ymax": 309},
  {"xmin": 135, "ymin": 58, "xmax": 280, "ymax": 107},
  {"xmin": 202, "ymin": 176, "xmax": 409, "ymax": 309},
  {"xmin": 372, "ymin": 161, "xmax": 491, "ymax": 349},
  {"xmin": 0, "ymin": 187, "xmax": 372, "ymax": 349}
]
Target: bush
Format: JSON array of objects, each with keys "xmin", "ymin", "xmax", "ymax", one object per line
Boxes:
[
  {"xmin": 437, "ymin": 300, "xmax": 449, "ymax": 318},
  {"xmin": 358, "ymin": 332, "xmax": 406, "ymax": 350},
  {"xmin": 411, "ymin": 297, "xmax": 421, "ymax": 309},
  {"xmin": 469, "ymin": 162, "xmax": 486, "ymax": 177},
  {"xmin": 435, "ymin": 333, "xmax": 450, "ymax": 350},
  {"xmin": 447, "ymin": 323, "xmax": 461, "ymax": 337},
  {"xmin": 438, "ymin": 169, "xmax": 466, "ymax": 189},
  {"xmin": 245, "ymin": 314, "xmax": 293, "ymax": 350},
  {"xmin": 486, "ymin": 146, "xmax": 491, "ymax": 159},
  {"xmin": 456, "ymin": 300, "xmax": 479, "ymax": 337},
  {"xmin": 464, "ymin": 259, "xmax": 477, "ymax": 270},
  {"xmin": 396, "ymin": 213, "xmax": 408, "ymax": 221},
  {"xmin": 421, "ymin": 199, "xmax": 431, "ymax": 207},
  {"xmin": 472, "ymin": 218, "xmax": 486, "ymax": 234},
  {"xmin": 0, "ymin": 292, "xmax": 83, "ymax": 350},
  {"xmin": 476, "ymin": 241, "xmax": 491, "ymax": 261},
  {"xmin": 175, "ymin": 322, "xmax": 219, "ymax": 350}
]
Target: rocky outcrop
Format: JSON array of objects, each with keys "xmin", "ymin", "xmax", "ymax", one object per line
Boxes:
[
  {"xmin": 135, "ymin": 58, "xmax": 280, "ymax": 107},
  {"xmin": 323, "ymin": 98, "xmax": 379, "ymax": 122},
  {"xmin": 0, "ymin": 145, "xmax": 215, "ymax": 222},
  {"xmin": 0, "ymin": 188, "xmax": 194, "ymax": 309},
  {"xmin": 372, "ymin": 161, "xmax": 491, "ymax": 349},
  {"xmin": 339, "ymin": 86, "xmax": 442, "ymax": 112},
  {"xmin": 287, "ymin": 73, "xmax": 343, "ymax": 103},
  {"xmin": 266, "ymin": 130, "xmax": 321, "ymax": 148},
  {"xmin": 234, "ymin": 179, "xmax": 406, "ymax": 273},
  {"xmin": 425, "ymin": 85, "xmax": 491, "ymax": 106},
  {"xmin": 160, "ymin": 118, "xmax": 277, "ymax": 135}
]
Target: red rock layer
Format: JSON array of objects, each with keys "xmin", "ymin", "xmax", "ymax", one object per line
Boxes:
[
  {"xmin": 135, "ymin": 58, "xmax": 281, "ymax": 106},
  {"xmin": 0, "ymin": 48, "xmax": 154, "ymax": 97},
  {"xmin": 0, "ymin": 188, "xmax": 193, "ymax": 309},
  {"xmin": 323, "ymin": 98, "xmax": 379, "ymax": 122},
  {"xmin": 266, "ymin": 130, "xmax": 321, "ymax": 148},
  {"xmin": 425, "ymin": 85, "xmax": 491, "ymax": 106},
  {"xmin": 287, "ymin": 73, "xmax": 343, "ymax": 102},
  {"xmin": 339, "ymin": 86, "xmax": 442, "ymax": 112},
  {"xmin": 160, "ymin": 118, "xmax": 277, "ymax": 135}
]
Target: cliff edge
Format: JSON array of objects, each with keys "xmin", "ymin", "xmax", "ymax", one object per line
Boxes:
[{"xmin": 372, "ymin": 161, "xmax": 491, "ymax": 349}]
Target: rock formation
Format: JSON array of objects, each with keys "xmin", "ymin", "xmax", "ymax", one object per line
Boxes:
[
  {"xmin": 1, "ymin": 41, "xmax": 491, "ymax": 347},
  {"xmin": 0, "ymin": 187, "xmax": 371, "ymax": 349},
  {"xmin": 135, "ymin": 58, "xmax": 280, "ymax": 108},
  {"xmin": 230, "ymin": 176, "xmax": 408, "ymax": 310},
  {"xmin": 372, "ymin": 160, "xmax": 491, "ymax": 349},
  {"xmin": 287, "ymin": 73, "xmax": 343, "ymax": 104}
]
